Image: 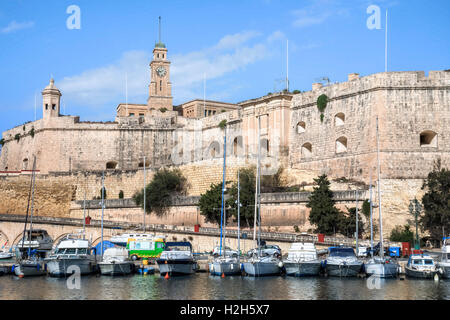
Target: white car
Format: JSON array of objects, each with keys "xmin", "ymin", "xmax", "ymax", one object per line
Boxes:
[{"xmin": 212, "ymin": 246, "xmax": 238, "ymax": 257}]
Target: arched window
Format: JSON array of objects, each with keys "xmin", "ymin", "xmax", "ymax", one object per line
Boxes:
[
  {"xmin": 335, "ymin": 136, "xmax": 348, "ymax": 153},
  {"xmin": 297, "ymin": 121, "xmax": 306, "ymax": 134},
  {"xmin": 106, "ymin": 161, "xmax": 118, "ymax": 169},
  {"xmin": 301, "ymin": 143, "xmax": 312, "ymax": 158},
  {"xmin": 22, "ymin": 158, "xmax": 29, "ymax": 170},
  {"xmin": 208, "ymin": 141, "xmax": 220, "ymax": 158},
  {"xmin": 420, "ymin": 130, "xmax": 437, "ymax": 148},
  {"xmin": 232, "ymin": 136, "xmax": 243, "ymax": 156},
  {"xmin": 335, "ymin": 113, "xmax": 345, "ymax": 126}
]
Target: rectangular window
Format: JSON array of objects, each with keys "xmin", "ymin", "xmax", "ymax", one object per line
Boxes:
[
  {"xmin": 45, "ymin": 104, "xmax": 48, "ymax": 110},
  {"xmin": 129, "ymin": 113, "xmax": 135, "ymax": 117},
  {"xmin": 52, "ymin": 104, "xmax": 56, "ymax": 110}
]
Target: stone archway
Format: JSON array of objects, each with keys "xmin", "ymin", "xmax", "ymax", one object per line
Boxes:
[{"xmin": 0, "ymin": 230, "xmax": 9, "ymax": 248}]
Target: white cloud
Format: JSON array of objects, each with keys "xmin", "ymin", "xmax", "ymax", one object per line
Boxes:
[
  {"xmin": 291, "ymin": 0, "xmax": 349, "ymax": 28},
  {"xmin": 58, "ymin": 30, "xmax": 285, "ymax": 107},
  {"xmin": 1, "ymin": 20, "xmax": 34, "ymax": 34}
]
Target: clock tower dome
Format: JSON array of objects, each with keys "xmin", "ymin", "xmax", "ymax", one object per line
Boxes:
[{"xmin": 147, "ymin": 17, "xmax": 173, "ymax": 111}]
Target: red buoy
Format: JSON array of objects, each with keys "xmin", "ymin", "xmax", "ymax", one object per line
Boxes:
[
  {"xmin": 164, "ymin": 272, "xmax": 169, "ymax": 279},
  {"xmin": 221, "ymin": 272, "xmax": 225, "ymax": 278}
]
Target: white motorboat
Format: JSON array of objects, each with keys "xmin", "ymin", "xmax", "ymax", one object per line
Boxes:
[
  {"xmin": 209, "ymin": 256, "xmax": 241, "ymax": 276},
  {"xmin": 0, "ymin": 250, "xmax": 13, "ymax": 260},
  {"xmin": 405, "ymin": 253, "xmax": 438, "ymax": 279},
  {"xmin": 45, "ymin": 234, "xmax": 97, "ymax": 277},
  {"xmin": 156, "ymin": 242, "xmax": 198, "ymax": 276},
  {"xmin": 324, "ymin": 247, "xmax": 363, "ymax": 277},
  {"xmin": 283, "ymin": 242, "xmax": 321, "ymax": 277},
  {"xmin": 16, "ymin": 229, "xmax": 53, "ymax": 251},
  {"xmin": 437, "ymin": 237, "xmax": 450, "ymax": 279},
  {"xmin": 98, "ymin": 247, "xmax": 134, "ymax": 276}
]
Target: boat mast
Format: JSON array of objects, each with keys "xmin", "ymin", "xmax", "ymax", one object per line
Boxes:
[
  {"xmin": 376, "ymin": 117, "xmax": 384, "ymax": 258},
  {"xmin": 237, "ymin": 169, "xmax": 241, "ymax": 265},
  {"xmin": 355, "ymin": 188, "xmax": 359, "ymax": 254},
  {"xmin": 369, "ymin": 167, "xmax": 374, "ymax": 258},
  {"xmin": 101, "ymin": 171, "xmax": 105, "ymax": 258},
  {"xmin": 219, "ymin": 124, "xmax": 227, "ymax": 256},
  {"xmin": 253, "ymin": 116, "xmax": 261, "ymax": 245},
  {"xmin": 257, "ymin": 116, "xmax": 262, "ymax": 257},
  {"xmin": 20, "ymin": 156, "xmax": 36, "ymax": 256},
  {"xmin": 28, "ymin": 156, "xmax": 37, "ymax": 257}
]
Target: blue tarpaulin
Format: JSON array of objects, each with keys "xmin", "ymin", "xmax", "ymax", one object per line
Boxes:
[{"xmin": 94, "ymin": 241, "xmax": 116, "ymax": 255}]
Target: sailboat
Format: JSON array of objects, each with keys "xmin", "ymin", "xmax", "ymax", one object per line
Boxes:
[
  {"xmin": 243, "ymin": 116, "xmax": 282, "ymax": 277},
  {"xmin": 13, "ymin": 156, "xmax": 49, "ymax": 277},
  {"xmin": 209, "ymin": 124, "xmax": 241, "ymax": 276},
  {"xmin": 365, "ymin": 117, "xmax": 399, "ymax": 278}
]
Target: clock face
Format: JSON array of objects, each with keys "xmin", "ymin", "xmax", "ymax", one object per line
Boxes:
[{"xmin": 156, "ymin": 66, "xmax": 166, "ymax": 77}]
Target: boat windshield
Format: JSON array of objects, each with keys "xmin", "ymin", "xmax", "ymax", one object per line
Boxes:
[
  {"xmin": 329, "ymin": 248, "xmax": 355, "ymax": 257},
  {"xmin": 55, "ymin": 248, "xmax": 66, "ymax": 254},
  {"xmin": 77, "ymin": 248, "xmax": 88, "ymax": 255},
  {"xmin": 424, "ymin": 259, "xmax": 434, "ymax": 265}
]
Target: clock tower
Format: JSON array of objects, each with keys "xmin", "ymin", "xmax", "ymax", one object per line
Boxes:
[{"xmin": 147, "ymin": 17, "xmax": 173, "ymax": 111}]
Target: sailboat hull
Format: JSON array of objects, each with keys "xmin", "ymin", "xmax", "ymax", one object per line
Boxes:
[
  {"xmin": 365, "ymin": 262, "xmax": 398, "ymax": 278},
  {"xmin": 438, "ymin": 263, "xmax": 450, "ymax": 279},
  {"xmin": 243, "ymin": 261, "xmax": 281, "ymax": 277},
  {"xmin": 209, "ymin": 261, "xmax": 242, "ymax": 276},
  {"xmin": 405, "ymin": 266, "xmax": 438, "ymax": 279},
  {"xmin": 13, "ymin": 262, "xmax": 47, "ymax": 277},
  {"xmin": 284, "ymin": 260, "xmax": 321, "ymax": 277}
]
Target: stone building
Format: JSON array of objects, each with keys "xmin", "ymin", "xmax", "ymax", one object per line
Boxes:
[{"xmin": 0, "ymin": 39, "xmax": 449, "ymax": 236}]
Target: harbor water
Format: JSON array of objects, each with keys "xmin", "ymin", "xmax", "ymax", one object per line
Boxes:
[{"xmin": 0, "ymin": 272, "xmax": 449, "ymax": 300}]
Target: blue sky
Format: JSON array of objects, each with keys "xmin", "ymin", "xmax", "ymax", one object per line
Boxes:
[{"xmin": 0, "ymin": 0, "xmax": 449, "ymax": 135}]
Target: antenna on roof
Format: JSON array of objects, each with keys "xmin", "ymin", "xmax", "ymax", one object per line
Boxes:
[
  {"xmin": 159, "ymin": 16, "xmax": 162, "ymax": 44},
  {"xmin": 315, "ymin": 77, "xmax": 330, "ymax": 86}
]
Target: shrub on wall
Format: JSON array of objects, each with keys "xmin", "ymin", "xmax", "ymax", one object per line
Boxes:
[
  {"xmin": 118, "ymin": 190, "xmax": 124, "ymax": 199},
  {"xmin": 14, "ymin": 133, "xmax": 20, "ymax": 142},
  {"xmin": 218, "ymin": 119, "xmax": 227, "ymax": 129},
  {"xmin": 0, "ymin": 138, "xmax": 4, "ymax": 146},
  {"xmin": 29, "ymin": 127, "xmax": 35, "ymax": 138},
  {"xmin": 317, "ymin": 94, "xmax": 328, "ymax": 123},
  {"xmin": 159, "ymin": 107, "xmax": 167, "ymax": 113}
]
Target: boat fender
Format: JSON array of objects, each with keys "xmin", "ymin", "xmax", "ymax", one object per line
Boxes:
[
  {"xmin": 434, "ymin": 273, "xmax": 439, "ymax": 282},
  {"xmin": 11, "ymin": 264, "xmax": 15, "ymax": 272},
  {"xmin": 44, "ymin": 264, "xmax": 47, "ymax": 271},
  {"xmin": 36, "ymin": 264, "xmax": 40, "ymax": 271},
  {"xmin": 278, "ymin": 261, "xmax": 283, "ymax": 268}
]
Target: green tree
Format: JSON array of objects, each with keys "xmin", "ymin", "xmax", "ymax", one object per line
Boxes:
[
  {"xmin": 228, "ymin": 167, "xmax": 256, "ymax": 228},
  {"xmin": 339, "ymin": 207, "xmax": 365, "ymax": 239},
  {"xmin": 198, "ymin": 182, "xmax": 233, "ymax": 226},
  {"xmin": 118, "ymin": 190, "xmax": 124, "ymax": 199},
  {"xmin": 133, "ymin": 168, "xmax": 187, "ymax": 217},
  {"xmin": 306, "ymin": 174, "xmax": 344, "ymax": 235},
  {"xmin": 420, "ymin": 161, "xmax": 450, "ymax": 241},
  {"xmin": 390, "ymin": 225, "xmax": 414, "ymax": 244}
]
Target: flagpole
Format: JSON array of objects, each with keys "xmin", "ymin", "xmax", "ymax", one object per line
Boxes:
[
  {"xmin": 385, "ymin": 10, "xmax": 388, "ymax": 73},
  {"xmin": 126, "ymin": 72, "xmax": 128, "ymax": 116}
]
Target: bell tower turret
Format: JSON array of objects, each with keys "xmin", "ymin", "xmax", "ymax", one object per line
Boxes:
[{"xmin": 42, "ymin": 78, "xmax": 61, "ymax": 120}]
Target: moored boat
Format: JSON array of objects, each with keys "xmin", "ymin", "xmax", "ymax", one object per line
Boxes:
[
  {"xmin": 405, "ymin": 253, "xmax": 438, "ymax": 279},
  {"xmin": 156, "ymin": 242, "xmax": 198, "ymax": 276},
  {"xmin": 283, "ymin": 242, "xmax": 321, "ymax": 277},
  {"xmin": 365, "ymin": 256, "xmax": 399, "ymax": 278},
  {"xmin": 324, "ymin": 247, "xmax": 363, "ymax": 277},
  {"xmin": 45, "ymin": 234, "xmax": 97, "ymax": 277},
  {"xmin": 13, "ymin": 256, "xmax": 47, "ymax": 277},
  {"xmin": 243, "ymin": 255, "xmax": 282, "ymax": 277},
  {"xmin": 437, "ymin": 237, "xmax": 450, "ymax": 279},
  {"xmin": 98, "ymin": 247, "xmax": 134, "ymax": 276}
]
